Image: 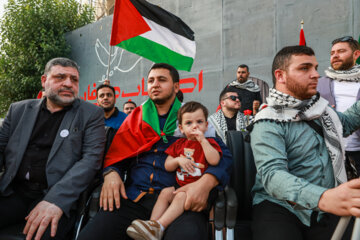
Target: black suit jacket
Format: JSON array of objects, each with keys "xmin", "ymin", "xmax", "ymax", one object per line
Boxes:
[{"xmin": 0, "ymin": 98, "xmax": 105, "ymax": 216}]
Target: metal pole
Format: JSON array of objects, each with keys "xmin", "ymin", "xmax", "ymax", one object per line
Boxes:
[
  {"xmin": 351, "ymin": 217, "xmax": 360, "ymax": 239},
  {"xmin": 106, "ymin": 45, "xmax": 113, "ymax": 81},
  {"xmin": 331, "ymin": 216, "xmax": 352, "ymax": 240}
]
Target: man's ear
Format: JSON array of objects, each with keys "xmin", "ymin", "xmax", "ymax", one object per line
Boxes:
[
  {"xmin": 41, "ymin": 75, "xmax": 47, "ymax": 89},
  {"xmin": 220, "ymin": 100, "xmax": 225, "ymax": 107},
  {"xmin": 353, "ymin": 50, "xmax": 360, "ymax": 63},
  {"xmin": 174, "ymin": 82, "xmax": 180, "ymax": 93},
  {"xmin": 274, "ymin": 69, "xmax": 286, "ymax": 85}
]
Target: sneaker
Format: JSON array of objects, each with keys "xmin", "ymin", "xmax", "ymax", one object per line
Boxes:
[{"xmin": 126, "ymin": 219, "xmax": 163, "ymax": 240}]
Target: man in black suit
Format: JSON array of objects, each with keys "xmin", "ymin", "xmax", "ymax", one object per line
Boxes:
[{"xmin": 0, "ymin": 57, "xmax": 105, "ymax": 240}]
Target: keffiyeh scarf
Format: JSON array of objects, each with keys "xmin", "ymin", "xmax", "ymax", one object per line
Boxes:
[
  {"xmin": 229, "ymin": 79, "xmax": 260, "ymax": 92},
  {"xmin": 208, "ymin": 110, "xmax": 247, "ymax": 144},
  {"xmin": 254, "ymin": 88, "xmax": 348, "ymax": 185},
  {"xmin": 325, "ymin": 64, "xmax": 360, "ymax": 82}
]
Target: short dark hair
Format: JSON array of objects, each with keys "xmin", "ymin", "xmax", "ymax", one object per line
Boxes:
[
  {"xmin": 219, "ymin": 87, "xmax": 239, "ymax": 103},
  {"xmin": 272, "ymin": 45, "xmax": 315, "ymax": 86},
  {"xmin": 177, "ymin": 101, "xmax": 208, "ymax": 125},
  {"xmin": 44, "ymin": 57, "xmax": 79, "ymax": 75},
  {"xmin": 332, "ymin": 36, "xmax": 360, "ymax": 52},
  {"xmin": 123, "ymin": 100, "xmax": 137, "ymax": 108},
  {"xmin": 237, "ymin": 64, "xmax": 249, "ymax": 72},
  {"xmin": 176, "ymin": 89, "xmax": 184, "ymax": 102},
  {"xmin": 148, "ymin": 63, "xmax": 179, "ymax": 83},
  {"xmin": 96, "ymin": 84, "xmax": 115, "ymax": 96}
]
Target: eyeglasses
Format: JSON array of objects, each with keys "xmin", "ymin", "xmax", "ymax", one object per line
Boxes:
[
  {"xmin": 332, "ymin": 36, "xmax": 355, "ymax": 45},
  {"xmin": 223, "ymin": 95, "xmax": 240, "ymax": 101}
]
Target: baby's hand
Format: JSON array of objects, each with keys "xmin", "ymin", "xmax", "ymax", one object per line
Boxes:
[
  {"xmin": 177, "ymin": 157, "xmax": 197, "ymax": 173},
  {"xmin": 192, "ymin": 128, "xmax": 205, "ymax": 143}
]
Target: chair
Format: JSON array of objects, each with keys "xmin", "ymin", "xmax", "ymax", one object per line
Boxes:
[
  {"xmin": 0, "ymin": 224, "xmax": 25, "ymax": 240},
  {"xmin": 73, "ymin": 184, "xmax": 227, "ymax": 240},
  {"xmin": 225, "ymin": 130, "xmax": 257, "ymax": 240},
  {"xmin": 0, "ymin": 175, "xmax": 102, "ymax": 240}
]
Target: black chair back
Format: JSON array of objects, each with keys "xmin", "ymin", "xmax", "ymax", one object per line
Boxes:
[{"xmin": 226, "ymin": 131, "xmax": 256, "ymax": 221}]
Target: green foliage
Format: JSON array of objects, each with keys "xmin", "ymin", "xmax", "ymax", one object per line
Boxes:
[{"xmin": 0, "ymin": 0, "xmax": 94, "ymax": 116}]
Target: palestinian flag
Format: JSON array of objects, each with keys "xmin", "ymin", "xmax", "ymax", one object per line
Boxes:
[
  {"xmin": 103, "ymin": 98, "xmax": 182, "ymax": 168},
  {"xmin": 110, "ymin": 0, "xmax": 196, "ymax": 71}
]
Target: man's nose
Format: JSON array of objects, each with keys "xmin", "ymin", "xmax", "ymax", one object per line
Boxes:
[
  {"xmin": 311, "ymin": 69, "xmax": 320, "ymax": 79},
  {"xmin": 332, "ymin": 52, "xmax": 339, "ymax": 59},
  {"xmin": 153, "ymin": 79, "xmax": 160, "ymax": 87},
  {"xmin": 63, "ymin": 77, "xmax": 73, "ymax": 87}
]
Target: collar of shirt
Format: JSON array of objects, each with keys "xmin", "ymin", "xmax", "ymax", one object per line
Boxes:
[
  {"xmin": 108, "ymin": 107, "xmax": 119, "ymax": 118},
  {"xmin": 42, "ymin": 98, "xmax": 73, "ymax": 113}
]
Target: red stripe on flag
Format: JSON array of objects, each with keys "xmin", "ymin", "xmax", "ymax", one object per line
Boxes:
[
  {"xmin": 110, "ymin": 0, "xmax": 151, "ymax": 45},
  {"xmin": 103, "ymin": 106, "xmax": 160, "ymax": 168}
]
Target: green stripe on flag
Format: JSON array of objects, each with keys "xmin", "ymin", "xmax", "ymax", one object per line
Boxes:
[
  {"xmin": 117, "ymin": 36, "xmax": 194, "ymax": 71},
  {"xmin": 142, "ymin": 98, "xmax": 181, "ymax": 137}
]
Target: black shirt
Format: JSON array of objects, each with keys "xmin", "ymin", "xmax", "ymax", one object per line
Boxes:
[
  {"xmin": 16, "ymin": 99, "xmax": 70, "ymax": 190},
  {"xmin": 225, "ymin": 114, "xmax": 237, "ymax": 131},
  {"xmin": 227, "ymin": 86, "xmax": 262, "ymax": 113}
]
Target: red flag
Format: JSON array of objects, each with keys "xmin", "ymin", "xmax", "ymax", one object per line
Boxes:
[{"xmin": 299, "ymin": 21, "xmax": 306, "ymax": 46}]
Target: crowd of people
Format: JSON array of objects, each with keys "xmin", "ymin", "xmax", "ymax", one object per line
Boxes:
[{"xmin": 0, "ymin": 35, "xmax": 360, "ymax": 240}]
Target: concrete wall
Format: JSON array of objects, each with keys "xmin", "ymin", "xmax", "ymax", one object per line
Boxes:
[{"xmin": 66, "ymin": 0, "xmax": 360, "ymax": 113}]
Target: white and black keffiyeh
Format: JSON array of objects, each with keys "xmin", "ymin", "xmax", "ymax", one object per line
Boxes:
[
  {"xmin": 325, "ymin": 64, "xmax": 360, "ymax": 82},
  {"xmin": 208, "ymin": 110, "xmax": 247, "ymax": 144},
  {"xmin": 229, "ymin": 79, "xmax": 260, "ymax": 92},
  {"xmin": 254, "ymin": 88, "xmax": 348, "ymax": 185}
]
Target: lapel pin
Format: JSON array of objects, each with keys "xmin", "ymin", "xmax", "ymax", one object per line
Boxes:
[{"xmin": 60, "ymin": 129, "xmax": 69, "ymax": 138}]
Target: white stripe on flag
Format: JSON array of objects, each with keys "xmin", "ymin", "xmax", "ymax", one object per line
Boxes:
[{"xmin": 140, "ymin": 17, "xmax": 196, "ymax": 59}]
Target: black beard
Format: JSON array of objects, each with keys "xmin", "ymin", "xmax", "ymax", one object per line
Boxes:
[
  {"xmin": 237, "ymin": 78, "xmax": 247, "ymax": 83},
  {"xmin": 151, "ymin": 91, "xmax": 175, "ymax": 105},
  {"xmin": 103, "ymin": 106, "xmax": 114, "ymax": 112}
]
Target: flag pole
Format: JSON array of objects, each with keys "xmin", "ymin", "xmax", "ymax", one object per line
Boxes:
[
  {"xmin": 105, "ymin": 45, "xmax": 113, "ymax": 84},
  {"xmin": 105, "ymin": 0, "xmax": 119, "ymax": 85}
]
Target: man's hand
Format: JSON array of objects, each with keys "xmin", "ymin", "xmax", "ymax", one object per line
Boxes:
[
  {"xmin": 318, "ymin": 178, "xmax": 360, "ymax": 217},
  {"xmin": 178, "ymin": 156, "xmax": 197, "ymax": 173},
  {"xmin": 100, "ymin": 170, "xmax": 127, "ymax": 211},
  {"xmin": 174, "ymin": 174, "xmax": 218, "ymax": 212},
  {"xmin": 23, "ymin": 201, "xmax": 63, "ymax": 240},
  {"xmin": 103, "ymin": 79, "xmax": 110, "ymax": 85}
]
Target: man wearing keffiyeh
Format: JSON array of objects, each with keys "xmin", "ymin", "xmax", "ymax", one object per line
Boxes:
[
  {"xmin": 208, "ymin": 88, "xmax": 247, "ymax": 144},
  {"xmin": 251, "ymin": 45, "xmax": 360, "ymax": 240},
  {"xmin": 226, "ymin": 64, "xmax": 262, "ymax": 114},
  {"xmin": 317, "ymin": 36, "xmax": 360, "ymax": 176}
]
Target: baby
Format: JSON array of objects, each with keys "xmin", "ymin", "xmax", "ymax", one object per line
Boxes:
[{"xmin": 127, "ymin": 101, "xmax": 222, "ymax": 240}]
